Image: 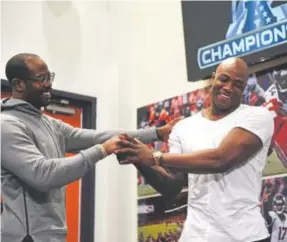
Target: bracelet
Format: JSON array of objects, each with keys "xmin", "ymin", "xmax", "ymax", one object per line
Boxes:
[{"xmin": 96, "ymin": 144, "xmax": 107, "ymax": 158}]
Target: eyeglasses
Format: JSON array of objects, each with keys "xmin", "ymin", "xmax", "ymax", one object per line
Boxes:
[
  {"xmin": 12, "ymin": 72, "xmax": 55, "ymax": 87},
  {"xmin": 29, "ymin": 72, "xmax": 56, "ymax": 86}
]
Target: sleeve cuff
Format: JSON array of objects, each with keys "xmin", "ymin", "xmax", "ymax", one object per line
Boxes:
[
  {"xmin": 80, "ymin": 145, "xmax": 107, "ymax": 168},
  {"xmin": 137, "ymin": 127, "xmax": 159, "ymax": 144}
]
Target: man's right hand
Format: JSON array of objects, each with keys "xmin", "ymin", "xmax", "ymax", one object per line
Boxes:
[
  {"xmin": 102, "ymin": 134, "xmax": 130, "ymax": 155},
  {"xmin": 156, "ymin": 116, "xmax": 184, "ymax": 142}
]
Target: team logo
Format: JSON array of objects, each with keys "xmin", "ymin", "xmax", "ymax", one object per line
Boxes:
[{"xmin": 197, "ymin": 0, "xmax": 287, "ymax": 69}]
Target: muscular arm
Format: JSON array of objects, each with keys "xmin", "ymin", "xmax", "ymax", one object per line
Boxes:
[
  {"xmin": 161, "ymin": 128, "xmax": 262, "ymax": 173},
  {"xmin": 134, "ymin": 126, "xmax": 186, "ymax": 198},
  {"xmin": 135, "ymin": 164, "xmax": 186, "ymax": 198},
  {"xmin": 50, "ymin": 116, "xmax": 159, "ymax": 153},
  {"xmin": 160, "ymin": 108, "xmax": 274, "ymax": 173}
]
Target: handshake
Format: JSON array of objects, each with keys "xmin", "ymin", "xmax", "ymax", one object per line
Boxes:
[
  {"xmin": 100, "ymin": 117, "xmax": 183, "ymax": 166},
  {"xmin": 102, "ymin": 134, "xmax": 154, "ymax": 165}
]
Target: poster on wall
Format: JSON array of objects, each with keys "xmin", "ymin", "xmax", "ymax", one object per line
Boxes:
[
  {"xmin": 181, "ymin": 0, "xmax": 287, "ymax": 82},
  {"xmin": 261, "ymin": 174, "xmax": 287, "ymax": 241},
  {"xmin": 137, "ymin": 62, "xmax": 287, "ymax": 241}
]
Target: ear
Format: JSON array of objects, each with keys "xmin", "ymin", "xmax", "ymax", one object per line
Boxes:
[
  {"xmin": 207, "ymin": 72, "xmax": 216, "ymax": 87},
  {"xmin": 13, "ymin": 79, "xmax": 26, "ymax": 92}
]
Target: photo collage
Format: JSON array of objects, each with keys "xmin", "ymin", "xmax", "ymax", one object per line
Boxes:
[{"xmin": 136, "ymin": 63, "xmax": 287, "ymax": 242}]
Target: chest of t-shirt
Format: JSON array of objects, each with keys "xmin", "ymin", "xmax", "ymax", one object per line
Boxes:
[{"xmin": 180, "ymin": 115, "xmax": 238, "ymax": 153}]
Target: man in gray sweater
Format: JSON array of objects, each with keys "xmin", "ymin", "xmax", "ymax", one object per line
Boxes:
[{"xmin": 1, "ymin": 53, "xmax": 177, "ymax": 242}]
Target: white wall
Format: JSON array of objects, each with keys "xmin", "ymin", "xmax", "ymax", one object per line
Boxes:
[
  {"xmin": 1, "ymin": 1, "xmax": 209, "ymax": 242},
  {"xmin": 1, "ymin": 2, "xmax": 123, "ymax": 242},
  {"xmin": 116, "ymin": 2, "xmax": 209, "ymax": 241}
]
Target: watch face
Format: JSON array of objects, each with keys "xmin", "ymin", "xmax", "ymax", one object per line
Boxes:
[{"xmin": 154, "ymin": 151, "xmax": 162, "ymax": 157}]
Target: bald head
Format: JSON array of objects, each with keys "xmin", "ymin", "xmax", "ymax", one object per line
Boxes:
[
  {"xmin": 209, "ymin": 57, "xmax": 250, "ymax": 114},
  {"xmin": 215, "ymin": 57, "xmax": 249, "ymax": 83}
]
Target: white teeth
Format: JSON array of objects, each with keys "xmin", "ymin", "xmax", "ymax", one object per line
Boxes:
[
  {"xmin": 221, "ymin": 94, "xmax": 230, "ymax": 99},
  {"xmin": 42, "ymin": 92, "xmax": 51, "ymax": 98}
]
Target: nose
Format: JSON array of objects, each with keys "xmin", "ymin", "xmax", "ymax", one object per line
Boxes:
[{"xmin": 222, "ymin": 81, "xmax": 233, "ymax": 93}]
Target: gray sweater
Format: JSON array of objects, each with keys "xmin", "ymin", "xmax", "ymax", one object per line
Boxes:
[{"xmin": 1, "ymin": 98, "xmax": 158, "ymax": 242}]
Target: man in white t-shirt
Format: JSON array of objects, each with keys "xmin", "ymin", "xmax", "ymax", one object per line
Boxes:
[{"xmin": 116, "ymin": 57, "xmax": 274, "ymax": 242}]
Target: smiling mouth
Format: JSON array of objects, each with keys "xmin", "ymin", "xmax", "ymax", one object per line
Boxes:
[{"xmin": 218, "ymin": 93, "xmax": 231, "ymax": 100}]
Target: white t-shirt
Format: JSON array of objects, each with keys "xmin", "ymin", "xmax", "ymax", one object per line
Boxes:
[
  {"xmin": 269, "ymin": 211, "xmax": 287, "ymax": 242},
  {"xmin": 168, "ymin": 104, "xmax": 274, "ymax": 242}
]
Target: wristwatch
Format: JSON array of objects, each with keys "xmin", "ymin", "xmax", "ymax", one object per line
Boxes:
[{"xmin": 153, "ymin": 151, "xmax": 163, "ymax": 166}]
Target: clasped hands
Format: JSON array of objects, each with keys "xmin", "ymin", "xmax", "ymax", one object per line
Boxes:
[
  {"xmin": 101, "ymin": 117, "xmax": 183, "ymax": 166},
  {"xmin": 102, "ymin": 134, "xmax": 157, "ymax": 166},
  {"xmin": 115, "ymin": 134, "xmax": 155, "ymax": 166}
]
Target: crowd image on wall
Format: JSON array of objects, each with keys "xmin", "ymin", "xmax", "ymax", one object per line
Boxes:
[{"xmin": 136, "ymin": 63, "xmax": 287, "ymax": 242}]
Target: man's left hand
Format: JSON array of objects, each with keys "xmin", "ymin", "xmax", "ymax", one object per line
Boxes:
[{"xmin": 115, "ymin": 135, "xmax": 155, "ymax": 166}]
